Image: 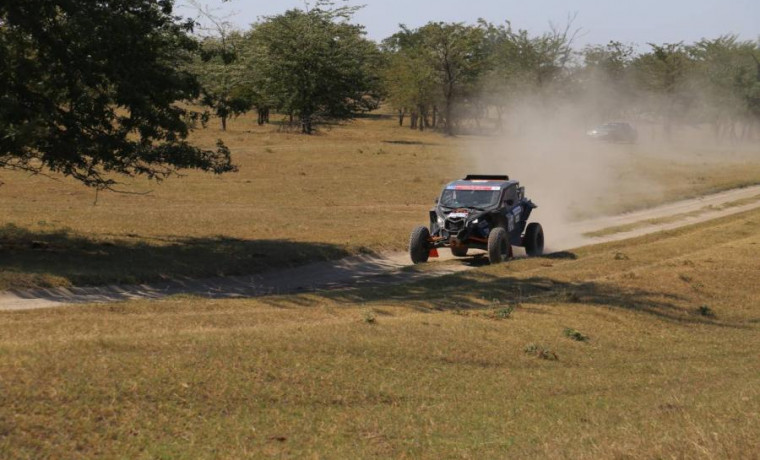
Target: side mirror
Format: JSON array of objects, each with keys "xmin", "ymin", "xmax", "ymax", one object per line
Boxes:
[{"xmin": 434, "ymin": 197, "xmax": 439, "ymax": 204}]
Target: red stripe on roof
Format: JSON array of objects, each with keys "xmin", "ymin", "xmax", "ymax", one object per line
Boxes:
[{"xmin": 453, "ymin": 185, "xmax": 500, "ymax": 191}]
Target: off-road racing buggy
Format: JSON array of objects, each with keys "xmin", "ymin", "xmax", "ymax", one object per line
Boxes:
[{"xmin": 409, "ymin": 175, "xmax": 544, "ymax": 264}]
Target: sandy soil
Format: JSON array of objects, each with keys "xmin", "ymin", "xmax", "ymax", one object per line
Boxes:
[{"xmin": 2, "ymin": 184, "xmax": 760, "ymax": 311}]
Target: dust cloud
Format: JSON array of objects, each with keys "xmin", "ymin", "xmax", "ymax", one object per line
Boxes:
[
  {"xmin": 464, "ymin": 102, "xmax": 654, "ymax": 249},
  {"xmin": 462, "ymin": 88, "xmax": 759, "ymax": 251}
]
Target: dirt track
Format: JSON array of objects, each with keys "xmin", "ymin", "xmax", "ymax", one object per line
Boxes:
[{"xmin": 2, "ymin": 185, "xmax": 760, "ymax": 311}]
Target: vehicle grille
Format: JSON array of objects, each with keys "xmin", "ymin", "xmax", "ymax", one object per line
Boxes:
[{"xmin": 445, "ymin": 217, "xmax": 465, "ymax": 233}]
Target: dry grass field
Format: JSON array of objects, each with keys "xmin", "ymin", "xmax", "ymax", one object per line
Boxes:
[
  {"xmin": 1, "ymin": 204, "xmax": 759, "ymax": 458},
  {"xmin": 2, "ymin": 112, "xmax": 760, "ymax": 290},
  {"xmin": 2, "ymin": 114, "xmax": 760, "ymax": 457}
]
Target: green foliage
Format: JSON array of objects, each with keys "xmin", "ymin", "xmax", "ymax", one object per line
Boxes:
[
  {"xmin": 420, "ymin": 22, "xmax": 488, "ymax": 135},
  {"xmin": 362, "ymin": 310, "xmax": 377, "ymax": 324},
  {"xmin": 583, "ymin": 41, "xmax": 635, "ymax": 80},
  {"xmin": 245, "ymin": 4, "xmax": 382, "ymax": 134},
  {"xmin": 495, "ymin": 306, "xmax": 515, "ymax": 319},
  {"xmin": 523, "ymin": 343, "xmax": 559, "ymax": 361},
  {"xmin": 688, "ymin": 35, "xmax": 760, "ymax": 134},
  {"xmin": 383, "ymin": 18, "xmax": 580, "ymax": 134},
  {"xmin": 635, "ymin": 43, "xmax": 693, "ymax": 94},
  {"xmin": 0, "ymin": 0, "xmax": 235, "ymax": 189},
  {"xmin": 580, "ymin": 41, "xmax": 637, "ymax": 120},
  {"xmin": 563, "ymin": 327, "xmax": 589, "ymax": 342},
  {"xmin": 632, "ymin": 42, "xmax": 695, "ymax": 135},
  {"xmin": 194, "ymin": 33, "xmax": 253, "ymax": 131},
  {"xmin": 384, "ymin": 22, "xmax": 488, "ymax": 135},
  {"xmin": 486, "ymin": 298, "xmax": 517, "ymax": 319},
  {"xmin": 382, "ymin": 49, "xmax": 437, "ymax": 120},
  {"xmin": 381, "ymin": 19, "xmax": 758, "ymax": 140},
  {"xmin": 696, "ymin": 305, "xmax": 717, "ymax": 318}
]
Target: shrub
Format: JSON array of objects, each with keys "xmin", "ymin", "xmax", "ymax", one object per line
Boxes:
[
  {"xmin": 563, "ymin": 327, "xmax": 589, "ymax": 342},
  {"xmin": 362, "ymin": 310, "xmax": 377, "ymax": 324},
  {"xmin": 523, "ymin": 343, "xmax": 559, "ymax": 361},
  {"xmin": 696, "ymin": 305, "xmax": 716, "ymax": 318}
]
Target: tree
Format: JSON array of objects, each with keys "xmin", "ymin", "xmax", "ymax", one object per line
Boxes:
[
  {"xmin": 688, "ymin": 35, "xmax": 760, "ymax": 141},
  {"xmin": 471, "ymin": 19, "xmax": 579, "ymax": 132},
  {"xmin": 245, "ymin": 2, "xmax": 382, "ymax": 134},
  {"xmin": 478, "ymin": 21, "xmax": 541, "ymax": 130},
  {"xmin": 194, "ymin": 33, "xmax": 252, "ymax": 131},
  {"xmin": 580, "ymin": 41, "xmax": 636, "ymax": 121},
  {"xmin": 0, "ymin": 0, "xmax": 235, "ymax": 189},
  {"xmin": 381, "ymin": 27, "xmax": 438, "ymax": 130},
  {"xmin": 187, "ymin": 1, "xmax": 252, "ymax": 131},
  {"xmin": 384, "ymin": 22, "xmax": 488, "ymax": 135},
  {"xmin": 634, "ymin": 43, "xmax": 695, "ymax": 138},
  {"xmin": 418, "ymin": 22, "xmax": 487, "ymax": 135}
]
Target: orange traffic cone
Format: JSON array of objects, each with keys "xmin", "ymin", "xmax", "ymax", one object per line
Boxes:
[{"xmin": 429, "ymin": 248, "xmax": 439, "ymax": 258}]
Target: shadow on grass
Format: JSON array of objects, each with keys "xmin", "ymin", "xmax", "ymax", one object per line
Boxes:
[
  {"xmin": 0, "ymin": 224, "xmax": 351, "ymax": 290},
  {"xmin": 353, "ymin": 112, "xmax": 394, "ymax": 120},
  {"xmin": 272, "ymin": 260, "xmax": 731, "ymax": 326}
]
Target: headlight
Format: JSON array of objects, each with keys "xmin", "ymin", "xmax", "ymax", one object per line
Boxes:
[
  {"xmin": 471, "ymin": 218, "xmax": 479, "ymax": 224},
  {"xmin": 437, "ymin": 216, "xmax": 445, "ymax": 226}
]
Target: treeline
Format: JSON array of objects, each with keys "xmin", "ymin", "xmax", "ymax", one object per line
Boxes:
[
  {"xmin": 194, "ymin": 3, "xmax": 760, "ymax": 141},
  {"xmin": 2, "ymin": 0, "xmax": 759, "ymax": 189}
]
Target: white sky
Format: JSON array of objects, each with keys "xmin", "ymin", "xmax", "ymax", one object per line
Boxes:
[{"xmin": 180, "ymin": 0, "xmax": 759, "ymax": 49}]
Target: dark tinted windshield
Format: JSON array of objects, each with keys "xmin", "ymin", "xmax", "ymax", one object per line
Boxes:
[{"xmin": 440, "ymin": 188, "xmax": 500, "ymax": 209}]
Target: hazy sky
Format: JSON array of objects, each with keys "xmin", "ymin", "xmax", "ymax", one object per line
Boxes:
[{"xmin": 181, "ymin": 0, "xmax": 759, "ymax": 49}]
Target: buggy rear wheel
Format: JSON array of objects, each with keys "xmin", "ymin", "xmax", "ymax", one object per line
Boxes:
[
  {"xmin": 487, "ymin": 227, "xmax": 511, "ymax": 264},
  {"xmin": 409, "ymin": 226, "xmax": 431, "ymax": 264},
  {"xmin": 524, "ymin": 222, "xmax": 544, "ymax": 257}
]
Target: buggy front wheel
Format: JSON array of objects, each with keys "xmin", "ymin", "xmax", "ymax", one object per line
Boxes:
[
  {"xmin": 409, "ymin": 226, "xmax": 431, "ymax": 264},
  {"xmin": 487, "ymin": 227, "xmax": 511, "ymax": 264}
]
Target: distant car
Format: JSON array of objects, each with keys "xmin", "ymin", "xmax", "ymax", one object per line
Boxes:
[{"xmin": 586, "ymin": 122, "xmax": 637, "ymax": 143}]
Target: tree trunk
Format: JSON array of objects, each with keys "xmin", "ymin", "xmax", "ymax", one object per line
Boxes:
[
  {"xmin": 257, "ymin": 107, "xmax": 269, "ymax": 125},
  {"xmin": 410, "ymin": 111, "xmax": 418, "ymax": 129},
  {"xmin": 221, "ymin": 115, "xmax": 227, "ymax": 131},
  {"xmin": 302, "ymin": 114, "xmax": 313, "ymax": 134},
  {"xmin": 432, "ymin": 106, "xmax": 437, "ymax": 128},
  {"xmin": 398, "ymin": 109, "xmax": 405, "ymax": 127},
  {"xmin": 444, "ymin": 82, "xmax": 454, "ymax": 136},
  {"xmin": 423, "ymin": 105, "xmax": 432, "ymax": 129},
  {"xmin": 444, "ymin": 99, "xmax": 453, "ymax": 136}
]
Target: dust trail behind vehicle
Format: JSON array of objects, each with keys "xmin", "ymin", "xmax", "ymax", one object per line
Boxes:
[{"xmin": 463, "ymin": 95, "xmax": 760, "ymax": 252}]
